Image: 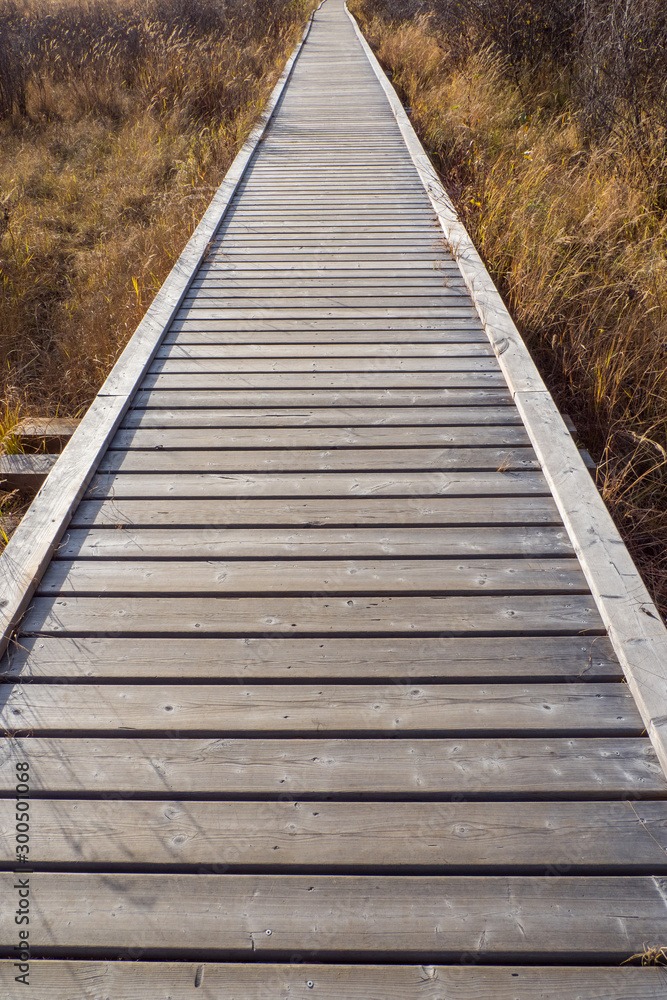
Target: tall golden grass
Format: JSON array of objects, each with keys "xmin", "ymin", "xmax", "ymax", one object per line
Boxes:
[
  {"xmin": 0, "ymin": 0, "xmax": 312, "ymax": 425},
  {"xmin": 351, "ymin": 0, "xmax": 667, "ymax": 615}
]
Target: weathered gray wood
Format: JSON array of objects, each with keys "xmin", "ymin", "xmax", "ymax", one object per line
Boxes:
[
  {"xmin": 157, "ymin": 342, "xmax": 487, "ymax": 356},
  {"xmin": 0, "ymin": 681, "xmax": 636, "ymax": 735},
  {"xmin": 150, "ymin": 358, "xmax": 499, "ymax": 374},
  {"xmin": 180, "ymin": 294, "xmax": 475, "ymax": 308},
  {"xmin": 38, "ymin": 557, "xmax": 586, "ymax": 596},
  {"xmin": 134, "ymin": 388, "xmax": 512, "ymax": 406},
  {"xmin": 12, "ymin": 416, "xmax": 80, "ymax": 440},
  {"xmin": 0, "ymin": 635, "xmax": 619, "ymax": 680},
  {"xmin": 141, "ymin": 372, "xmax": 507, "ymax": 390},
  {"xmin": 55, "ymin": 526, "xmax": 573, "ymax": 560},
  {"xmin": 2, "ymin": 800, "xmax": 666, "ymax": 869},
  {"xmin": 0, "ymin": 873, "xmax": 665, "ymax": 958},
  {"xmin": 20, "ymin": 593, "xmax": 605, "ymax": 636},
  {"xmin": 97, "ymin": 447, "xmax": 539, "ymax": 474},
  {"xmin": 173, "ymin": 309, "xmax": 480, "ymax": 324},
  {"xmin": 122, "ymin": 406, "xmax": 522, "ymax": 428},
  {"xmin": 0, "ymin": 736, "xmax": 659, "ymax": 795},
  {"xmin": 0, "ymin": 962, "xmax": 663, "ymax": 1000},
  {"xmin": 0, "ymin": 453, "xmax": 57, "ymax": 491},
  {"xmin": 84, "ymin": 470, "xmax": 550, "ymax": 499},
  {"xmin": 168, "ymin": 318, "xmax": 483, "ymax": 333},
  {"xmin": 70, "ymin": 496, "xmax": 562, "ymax": 527},
  {"xmin": 110, "ymin": 426, "xmax": 530, "ymax": 450}
]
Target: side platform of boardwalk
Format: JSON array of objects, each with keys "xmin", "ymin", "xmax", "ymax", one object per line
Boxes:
[{"xmin": 1, "ymin": 1, "xmax": 667, "ymax": 995}]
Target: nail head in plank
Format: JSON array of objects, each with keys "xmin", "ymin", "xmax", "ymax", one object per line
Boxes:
[
  {"xmin": 0, "ymin": 873, "xmax": 665, "ymax": 958},
  {"xmin": 1, "ymin": 961, "xmax": 663, "ymax": 1000}
]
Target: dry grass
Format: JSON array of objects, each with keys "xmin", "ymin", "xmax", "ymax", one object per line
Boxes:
[
  {"xmin": 351, "ymin": 1, "xmax": 667, "ymax": 617},
  {"xmin": 0, "ymin": 0, "xmax": 312, "ymax": 421}
]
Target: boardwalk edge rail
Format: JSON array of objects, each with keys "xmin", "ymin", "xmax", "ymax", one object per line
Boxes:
[
  {"xmin": 0, "ymin": 7, "xmax": 322, "ymax": 661},
  {"xmin": 345, "ymin": 3, "xmax": 667, "ymax": 776}
]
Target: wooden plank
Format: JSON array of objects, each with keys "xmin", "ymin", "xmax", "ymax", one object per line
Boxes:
[
  {"xmin": 0, "ymin": 682, "xmax": 636, "ymax": 736},
  {"xmin": 180, "ymin": 295, "xmax": 475, "ymax": 309},
  {"xmin": 173, "ymin": 310, "xmax": 480, "ymax": 324},
  {"xmin": 122, "ymin": 406, "xmax": 522, "ymax": 428},
  {"xmin": 1, "ymin": 962, "xmax": 664, "ymax": 1000},
  {"xmin": 0, "ymin": 873, "xmax": 665, "ymax": 958},
  {"xmin": 2, "ymin": 800, "xmax": 666, "ymax": 870},
  {"xmin": 194, "ymin": 265, "xmax": 463, "ymax": 278},
  {"xmin": 168, "ymin": 318, "xmax": 484, "ymax": 333},
  {"xmin": 20, "ymin": 593, "xmax": 605, "ymax": 637},
  {"xmin": 188, "ymin": 273, "xmax": 464, "ymax": 286},
  {"xmin": 157, "ymin": 342, "xmax": 487, "ymax": 357},
  {"xmin": 0, "ymin": 736, "xmax": 660, "ymax": 795},
  {"xmin": 0, "ymin": 635, "xmax": 620, "ymax": 680},
  {"xmin": 110, "ymin": 426, "xmax": 530, "ymax": 450},
  {"xmin": 149, "ymin": 358, "xmax": 498, "ymax": 373},
  {"xmin": 165, "ymin": 329, "xmax": 488, "ymax": 343},
  {"xmin": 134, "ymin": 388, "xmax": 513, "ymax": 406},
  {"xmin": 70, "ymin": 496, "xmax": 563, "ymax": 528},
  {"xmin": 12, "ymin": 416, "xmax": 80, "ymax": 439},
  {"xmin": 97, "ymin": 448, "xmax": 539, "ymax": 474},
  {"xmin": 0, "ymin": 453, "xmax": 58, "ymax": 491},
  {"xmin": 38, "ymin": 556, "xmax": 586, "ymax": 596},
  {"xmin": 141, "ymin": 373, "xmax": 507, "ymax": 390},
  {"xmin": 55, "ymin": 526, "xmax": 574, "ymax": 560},
  {"xmin": 83, "ymin": 470, "xmax": 550, "ymax": 499}
]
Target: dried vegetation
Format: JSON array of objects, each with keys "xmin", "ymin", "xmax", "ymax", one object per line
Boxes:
[{"xmin": 351, "ymin": 0, "xmax": 667, "ymax": 615}]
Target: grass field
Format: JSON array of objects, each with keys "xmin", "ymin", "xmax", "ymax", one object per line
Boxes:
[{"xmin": 350, "ymin": 0, "xmax": 667, "ymax": 617}]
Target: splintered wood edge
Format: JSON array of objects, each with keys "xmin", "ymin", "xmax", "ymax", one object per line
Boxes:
[
  {"xmin": 0, "ymin": 9, "xmax": 320, "ymax": 658},
  {"xmin": 345, "ymin": 4, "xmax": 667, "ymax": 774}
]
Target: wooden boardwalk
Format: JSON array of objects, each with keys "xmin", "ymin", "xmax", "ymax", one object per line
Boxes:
[{"xmin": 2, "ymin": 1, "xmax": 667, "ymax": 995}]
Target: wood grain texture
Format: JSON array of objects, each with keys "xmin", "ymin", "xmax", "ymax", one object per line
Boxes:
[
  {"xmin": 134, "ymin": 388, "xmax": 513, "ymax": 406},
  {"xmin": 37, "ymin": 557, "xmax": 587, "ymax": 596},
  {"xmin": 141, "ymin": 372, "xmax": 507, "ymax": 389},
  {"xmin": 0, "ymin": 736, "xmax": 662, "ymax": 795},
  {"xmin": 70, "ymin": 496, "xmax": 563, "ymax": 528},
  {"xmin": 0, "ymin": 634, "xmax": 619, "ymax": 680},
  {"xmin": 0, "ymin": 873, "xmax": 665, "ymax": 958},
  {"xmin": 156, "ymin": 342, "xmax": 487, "ymax": 356},
  {"xmin": 110, "ymin": 426, "xmax": 530, "ymax": 450},
  {"xmin": 149, "ymin": 357, "xmax": 498, "ymax": 373},
  {"xmin": 0, "ymin": 682, "xmax": 637, "ymax": 735},
  {"xmin": 0, "ymin": 962, "xmax": 663, "ymax": 1000},
  {"xmin": 54, "ymin": 526, "xmax": 574, "ymax": 560},
  {"xmin": 0, "ymin": 453, "xmax": 57, "ymax": 491},
  {"xmin": 1, "ymin": 799, "xmax": 666, "ymax": 869},
  {"xmin": 83, "ymin": 470, "xmax": 550, "ymax": 499},
  {"xmin": 122, "ymin": 405, "xmax": 522, "ymax": 428},
  {"xmin": 97, "ymin": 447, "xmax": 539, "ymax": 474},
  {"xmin": 19, "ymin": 593, "xmax": 605, "ymax": 635}
]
